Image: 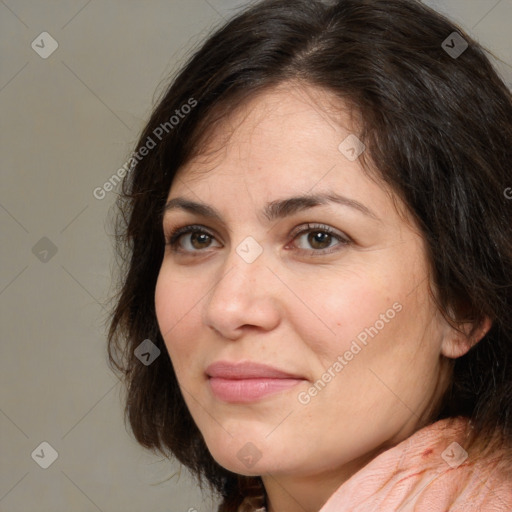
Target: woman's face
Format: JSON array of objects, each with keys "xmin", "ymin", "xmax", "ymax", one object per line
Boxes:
[{"xmin": 155, "ymin": 84, "xmax": 455, "ymax": 479}]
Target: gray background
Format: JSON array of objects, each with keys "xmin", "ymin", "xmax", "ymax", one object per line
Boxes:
[{"xmin": 1, "ymin": 1, "xmax": 511, "ymax": 511}]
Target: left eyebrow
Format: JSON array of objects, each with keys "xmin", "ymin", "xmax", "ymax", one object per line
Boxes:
[{"xmin": 163, "ymin": 192, "xmax": 381, "ymax": 223}]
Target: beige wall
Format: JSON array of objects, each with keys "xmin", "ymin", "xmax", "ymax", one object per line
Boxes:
[{"xmin": 1, "ymin": 1, "xmax": 511, "ymax": 511}]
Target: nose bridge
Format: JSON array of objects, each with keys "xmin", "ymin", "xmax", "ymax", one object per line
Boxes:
[
  {"xmin": 211, "ymin": 243, "xmax": 269, "ymax": 304},
  {"xmin": 202, "ymin": 240, "xmax": 280, "ymax": 335}
]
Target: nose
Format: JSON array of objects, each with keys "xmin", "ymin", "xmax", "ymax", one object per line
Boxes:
[{"xmin": 202, "ymin": 248, "xmax": 282, "ymax": 339}]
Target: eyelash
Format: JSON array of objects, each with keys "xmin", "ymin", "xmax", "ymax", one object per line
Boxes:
[{"xmin": 164, "ymin": 223, "xmax": 351, "ymax": 257}]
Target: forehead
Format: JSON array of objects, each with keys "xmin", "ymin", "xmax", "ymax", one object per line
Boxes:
[
  {"xmin": 167, "ymin": 84, "xmax": 415, "ymax": 228},
  {"xmin": 174, "ymin": 84, "xmax": 362, "ymax": 183}
]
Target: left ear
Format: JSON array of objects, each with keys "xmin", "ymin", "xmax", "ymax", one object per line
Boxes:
[{"xmin": 441, "ymin": 315, "xmax": 493, "ymax": 359}]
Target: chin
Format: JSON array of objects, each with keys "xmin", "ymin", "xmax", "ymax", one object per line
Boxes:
[
  {"xmin": 210, "ymin": 437, "xmax": 309, "ymax": 479},
  {"xmin": 205, "ymin": 446, "xmax": 264, "ymax": 476}
]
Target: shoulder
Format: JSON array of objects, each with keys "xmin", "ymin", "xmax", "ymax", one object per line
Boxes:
[{"xmin": 320, "ymin": 417, "xmax": 512, "ymax": 511}]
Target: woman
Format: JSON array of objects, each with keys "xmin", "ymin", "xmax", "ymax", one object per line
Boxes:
[{"xmin": 107, "ymin": 0, "xmax": 512, "ymax": 510}]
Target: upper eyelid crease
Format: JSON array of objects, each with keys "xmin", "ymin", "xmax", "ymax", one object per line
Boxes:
[
  {"xmin": 162, "ymin": 193, "xmax": 381, "ymax": 224},
  {"xmin": 167, "ymin": 224, "xmax": 348, "ymax": 254}
]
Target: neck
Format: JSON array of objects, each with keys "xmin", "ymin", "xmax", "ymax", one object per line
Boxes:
[
  {"xmin": 261, "ymin": 449, "xmax": 381, "ymax": 512},
  {"xmin": 260, "ymin": 376, "xmax": 451, "ymax": 511}
]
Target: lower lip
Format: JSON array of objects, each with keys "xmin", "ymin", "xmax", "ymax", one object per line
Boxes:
[{"xmin": 208, "ymin": 377, "xmax": 304, "ymax": 403}]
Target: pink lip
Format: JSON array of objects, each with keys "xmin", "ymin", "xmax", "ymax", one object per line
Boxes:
[{"xmin": 206, "ymin": 361, "xmax": 305, "ymax": 403}]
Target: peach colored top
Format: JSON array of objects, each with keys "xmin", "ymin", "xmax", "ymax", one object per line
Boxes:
[{"xmin": 238, "ymin": 417, "xmax": 512, "ymax": 512}]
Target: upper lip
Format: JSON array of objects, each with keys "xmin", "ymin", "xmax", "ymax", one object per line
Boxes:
[{"xmin": 206, "ymin": 361, "xmax": 303, "ymax": 380}]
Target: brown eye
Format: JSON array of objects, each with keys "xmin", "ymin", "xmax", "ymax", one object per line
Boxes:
[
  {"xmin": 189, "ymin": 232, "xmax": 213, "ymax": 249},
  {"xmin": 290, "ymin": 224, "xmax": 350, "ymax": 254},
  {"xmin": 166, "ymin": 225, "xmax": 222, "ymax": 253},
  {"xmin": 307, "ymin": 231, "xmax": 333, "ymax": 250}
]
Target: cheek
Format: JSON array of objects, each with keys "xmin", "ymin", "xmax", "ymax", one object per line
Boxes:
[
  {"xmin": 291, "ymin": 267, "xmax": 392, "ymax": 360},
  {"xmin": 154, "ymin": 265, "xmax": 204, "ymax": 367},
  {"xmin": 154, "ymin": 271, "xmax": 176, "ymax": 337}
]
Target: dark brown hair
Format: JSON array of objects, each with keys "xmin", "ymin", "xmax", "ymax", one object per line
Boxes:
[{"xmin": 107, "ymin": 0, "xmax": 512, "ymax": 509}]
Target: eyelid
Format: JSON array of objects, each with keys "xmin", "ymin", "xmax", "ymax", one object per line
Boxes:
[
  {"xmin": 165, "ymin": 224, "xmax": 222, "ymax": 249},
  {"xmin": 165, "ymin": 222, "xmax": 351, "ymax": 256},
  {"xmin": 286, "ymin": 223, "xmax": 351, "ymax": 255},
  {"xmin": 288, "ymin": 223, "xmax": 350, "ymax": 242}
]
